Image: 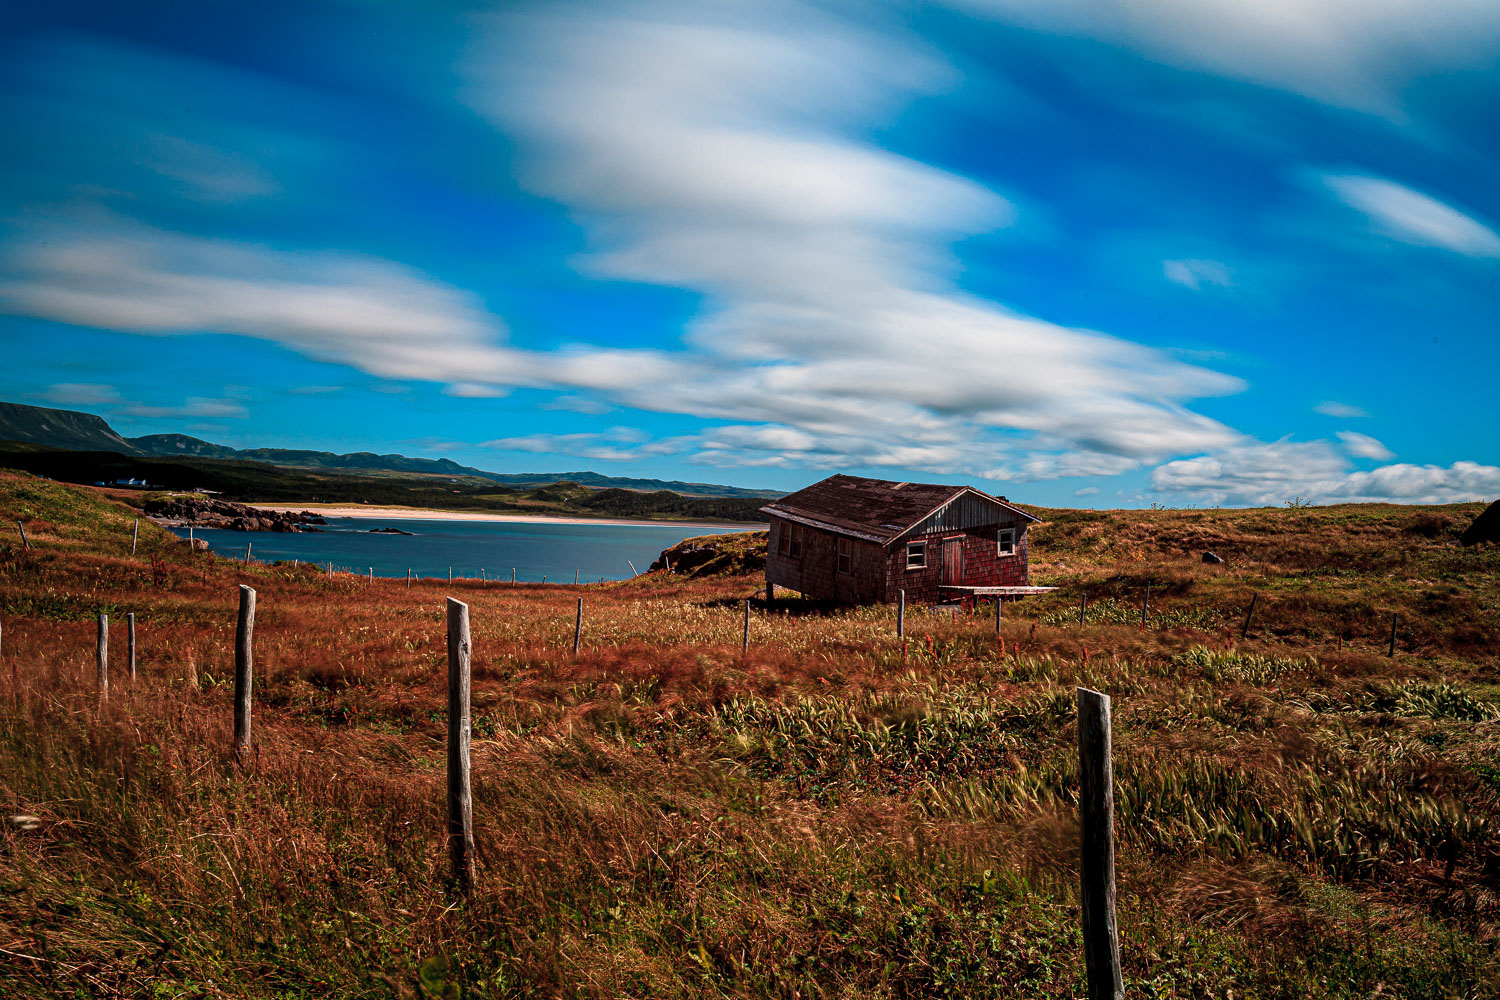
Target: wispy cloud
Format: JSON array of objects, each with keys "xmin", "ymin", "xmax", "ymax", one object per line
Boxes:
[
  {"xmin": 954, "ymin": 0, "xmax": 1500, "ymax": 114},
  {"xmin": 1152, "ymin": 440, "xmax": 1500, "ymax": 505},
  {"xmin": 1163, "ymin": 258, "xmax": 1231, "ymax": 290},
  {"xmin": 1322, "ymin": 174, "xmax": 1500, "ymax": 257},
  {"xmin": 1314, "ymin": 400, "xmax": 1368, "ymax": 418},
  {"xmin": 42, "ymin": 382, "xmax": 121, "ymax": 407},
  {"xmin": 1336, "ymin": 430, "xmax": 1394, "ymax": 461},
  {"xmin": 458, "ymin": 1, "xmax": 1243, "ymax": 476}
]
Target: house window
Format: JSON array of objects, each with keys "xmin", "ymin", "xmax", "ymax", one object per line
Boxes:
[
  {"xmin": 778, "ymin": 522, "xmax": 803, "ymax": 559},
  {"xmin": 906, "ymin": 541, "xmax": 927, "ymax": 570},
  {"xmin": 997, "ymin": 528, "xmax": 1016, "ymax": 557},
  {"xmin": 837, "ymin": 537, "xmax": 852, "ymax": 573}
]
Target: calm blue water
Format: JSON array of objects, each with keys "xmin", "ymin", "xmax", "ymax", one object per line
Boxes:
[{"xmin": 166, "ymin": 516, "xmax": 748, "ymax": 582}]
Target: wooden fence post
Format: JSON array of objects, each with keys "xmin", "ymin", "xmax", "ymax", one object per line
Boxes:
[
  {"xmin": 1388, "ymin": 612, "xmax": 1398, "ymax": 657},
  {"xmin": 574, "ymin": 569, "xmax": 579, "ymax": 585},
  {"xmin": 511, "ymin": 567, "xmax": 516, "ymax": 584},
  {"xmin": 132, "ymin": 518, "xmax": 139, "ymax": 555},
  {"xmin": 407, "ymin": 568, "xmax": 412, "ymax": 589},
  {"xmin": 627, "ymin": 560, "xmax": 639, "ymax": 578},
  {"xmin": 127, "ymin": 612, "xmax": 136, "ymax": 682},
  {"xmin": 234, "ymin": 585, "xmax": 256, "ymax": 752},
  {"xmin": 995, "ymin": 596, "xmax": 1002, "ymax": 635},
  {"xmin": 573, "ymin": 598, "xmax": 583, "ymax": 655},
  {"xmin": 898, "ymin": 589, "xmax": 906, "ymax": 638},
  {"xmin": 96, "ymin": 614, "xmax": 108, "ymax": 699},
  {"xmin": 449, "ymin": 567, "xmax": 453, "ymax": 584},
  {"xmin": 742, "ymin": 599, "xmax": 751, "ymax": 654},
  {"xmin": 245, "ymin": 541, "xmax": 252, "ymax": 565},
  {"xmin": 17, "ymin": 521, "xmax": 30, "ymax": 551},
  {"xmin": 1241, "ymin": 592, "xmax": 1258, "ymax": 639},
  {"xmin": 446, "ymin": 598, "xmax": 476, "ymax": 893},
  {"xmin": 1079, "ymin": 594, "xmax": 1088, "ymax": 626},
  {"xmin": 1078, "ymin": 687, "xmax": 1124, "ymax": 1000},
  {"xmin": 1141, "ymin": 583, "xmax": 1150, "ymax": 630}
]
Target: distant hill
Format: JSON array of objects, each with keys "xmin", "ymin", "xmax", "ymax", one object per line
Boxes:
[
  {"xmin": 0, "ymin": 400, "xmax": 781, "ymax": 498},
  {"xmin": 0, "ymin": 402, "xmax": 137, "ymax": 453}
]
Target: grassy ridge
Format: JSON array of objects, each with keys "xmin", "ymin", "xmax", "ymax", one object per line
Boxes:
[
  {"xmin": 0, "ymin": 444, "xmax": 768, "ymax": 523},
  {"xmin": 0, "ymin": 470, "xmax": 1496, "ymax": 997}
]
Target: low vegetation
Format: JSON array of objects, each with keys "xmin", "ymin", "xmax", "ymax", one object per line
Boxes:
[{"xmin": 0, "ymin": 470, "xmax": 1496, "ymax": 997}]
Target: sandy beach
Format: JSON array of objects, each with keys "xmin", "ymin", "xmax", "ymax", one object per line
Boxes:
[{"xmin": 250, "ymin": 503, "xmax": 761, "ymax": 531}]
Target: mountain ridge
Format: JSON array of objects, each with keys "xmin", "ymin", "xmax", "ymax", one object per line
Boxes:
[{"xmin": 0, "ymin": 401, "xmax": 780, "ymax": 499}]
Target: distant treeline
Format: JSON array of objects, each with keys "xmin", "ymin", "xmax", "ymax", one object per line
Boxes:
[{"xmin": 0, "ymin": 443, "xmax": 768, "ymax": 523}]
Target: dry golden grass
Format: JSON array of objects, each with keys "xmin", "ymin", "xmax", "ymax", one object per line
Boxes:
[{"xmin": 0, "ymin": 470, "xmax": 1497, "ymax": 997}]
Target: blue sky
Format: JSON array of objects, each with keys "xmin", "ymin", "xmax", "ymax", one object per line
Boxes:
[{"xmin": 1, "ymin": 0, "xmax": 1496, "ymax": 506}]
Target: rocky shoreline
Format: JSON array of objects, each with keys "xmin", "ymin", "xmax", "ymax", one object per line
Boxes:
[{"xmin": 143, "ymin": 496, "xmax": 327, "ymax": 532}]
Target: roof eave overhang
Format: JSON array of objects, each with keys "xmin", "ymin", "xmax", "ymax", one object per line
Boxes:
[
  {"xmin": 758, "ymin": 505, "xmax": 889, "ymax": 544},
  {"xmin": 884, "ymin": 487, "xmax": 1043, "ymax": 546}
]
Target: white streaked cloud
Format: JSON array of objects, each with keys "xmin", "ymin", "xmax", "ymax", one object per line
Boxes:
[
  {"xmin": 1163, "ymin": 258, "xmax": 1232, "ymax": 290},
  {"xmin": 42, "ymin": 382, "xmax": 122, "ymax": 406},
  {"xmin": 1152, "ymin": 439, "xmax": 1500, "ymax": 505},
  {"xmin": 1336, "ymin": 430, "xmax": 1395, "ymax": 461},
  {"xmin": 1322, "ymin": 174, "xmax": 1500, "ymax": 257},
  {"xmin": 1314, "ymin": 400, "xmax": 1368, "ymax": 418},
  {"xmin": 953, "ymin": 0, "xmax": 1500, "ymax": 114},
  {"xmin": 455, "ymin": 0, "xmax": 1243, "ymax": 476}
]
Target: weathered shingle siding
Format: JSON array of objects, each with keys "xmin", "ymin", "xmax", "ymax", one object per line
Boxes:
[
  {"xmin": 883, "ymin": 523, "xmax": 1030, "ymax": 605},
  {"xmin": 766, "ymin": 516, "xmax": 886, "ymax": 601}
]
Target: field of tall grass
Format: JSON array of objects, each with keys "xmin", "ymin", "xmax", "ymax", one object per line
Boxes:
[{"xmin": 1, "ymin": 469, "xmax": 1496, "ymax": 997}]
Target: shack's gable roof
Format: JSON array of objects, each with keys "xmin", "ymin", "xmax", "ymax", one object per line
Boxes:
[{"xmin": 759, "ymin": 474, "xmax": 1038, "ymax": 546}]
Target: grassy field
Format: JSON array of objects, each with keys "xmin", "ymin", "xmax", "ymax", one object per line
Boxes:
[{"xmin": 0, "ymin": 468, "xmax": 1497, "ymax": 998}]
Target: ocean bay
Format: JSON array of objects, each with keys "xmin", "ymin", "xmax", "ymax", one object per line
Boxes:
[{"xmin": 167, "ymin": 516, "xmax": 748, "ymax": 581}]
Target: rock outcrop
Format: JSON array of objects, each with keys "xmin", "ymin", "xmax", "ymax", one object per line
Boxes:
[
  {"xmin": 144, "ymin": 496, "xmax": 326, "ymax": 532},
  {"xmin": 650, "ymin": 530, "xmax": 767, "ymax": 578},
  {"xmin": 1460, "ymin": 499, "xmax": 1500, "ymax": 547}
]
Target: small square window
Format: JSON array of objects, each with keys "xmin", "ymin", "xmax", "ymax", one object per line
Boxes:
[
  {"xmin": 906, "ymin": 541, "xmax": 927, "ymax": 570},
  {"xmin": 997, "ymin": 527, "xmax": 1016, "ymax": 556},
  {"xmin": 837, "ymin": 537, "xmax": 852, "ymax": 573}
]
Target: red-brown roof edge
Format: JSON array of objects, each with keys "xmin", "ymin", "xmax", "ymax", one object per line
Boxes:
[{"xmin": 759, "ymin": 479, "xmax": 1039, "ymax": 547}]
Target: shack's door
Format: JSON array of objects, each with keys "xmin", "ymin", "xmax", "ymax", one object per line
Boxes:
[{"xmin": 942, "ymin": 538, "xmax": 964, "ymax": 586}]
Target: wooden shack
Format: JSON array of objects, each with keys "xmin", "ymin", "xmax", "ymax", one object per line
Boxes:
[{"xmin": 759, "ymin": 474, "xmax": 1043, "ymax": 605}]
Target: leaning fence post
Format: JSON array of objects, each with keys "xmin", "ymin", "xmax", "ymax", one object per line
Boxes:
[
  {"xmin": 1079, "ymin": 593, "xmax": 1088, "ymax": 626},
  {"xmin": 96, "ymin": 614, "xmax": 109, "ymax": 699},
  {"xmin": 627, "ymin": 560, "xmax": 639, "ymax": 578},
  {"xmin": 245, "ymin": 541, "xmax": 252, "ymax": 565},
  {"xmin": 127, "ymin": 612, "xmax": 136, "ymax": 682},
  {"xmin": 446, "ymin": 598, "xmax": 476, "ymax": 893},
  {"xmin": 573, "ymin": 598, "xmax": 583, "ymax": 655},
  {"xmin": 1241, "ymin": 592, "xmax": 1258, "ymax": 639},
  {"xmin": 132, "ymin": 517, "xmax": 139, "ymax": 555},
  {"xmin": 898, "ymin": 589, "xmax": 906, "ymax": 638},
  {"xmin": 742, "ymin": 598, "xmax": 751, "ymax": 654},
  {"xmin": 17, "ymin": 521, "xmax": 30, "ymax": 551},
  {"xmin": 233, "ymin": 585, "xmax": 256, "ymax": 752},
  {"xmin": 1388, "ymin": 612, "xmax": 1398, "ymax": 657},
  {"xmin": 1078, "ymin": 687, "xmax": 1124, "ymax": 1000}
]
